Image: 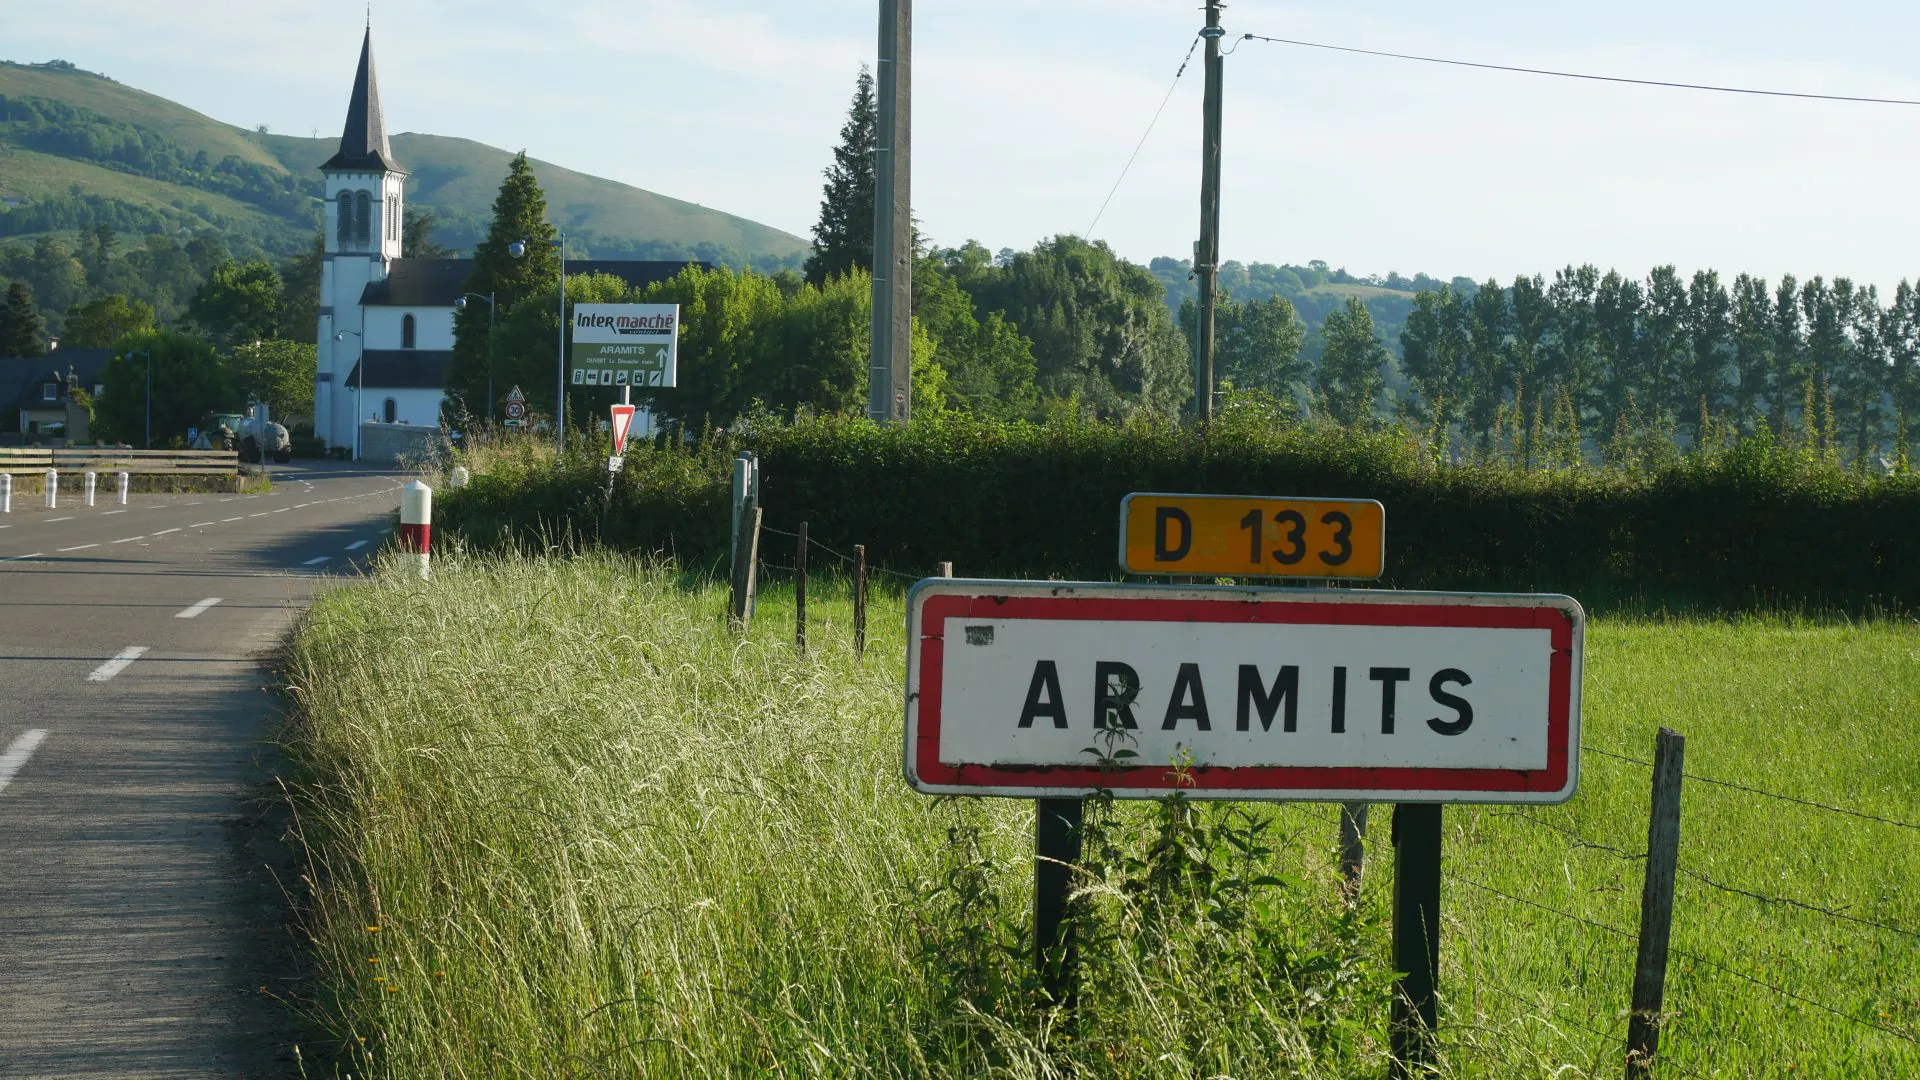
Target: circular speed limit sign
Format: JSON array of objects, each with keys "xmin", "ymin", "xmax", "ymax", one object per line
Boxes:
[{"xmin": 505, "ymin": 401, "xmax": 526, "ymax": 420}]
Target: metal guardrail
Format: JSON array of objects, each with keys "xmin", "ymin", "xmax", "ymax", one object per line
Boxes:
[{"xmin": 0, "ymin": 448, "xmax": 240, "ymax": 474}]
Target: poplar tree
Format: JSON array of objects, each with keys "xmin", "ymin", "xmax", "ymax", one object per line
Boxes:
[
  {"xmin": 448, "ymin": 152, "xmax": 559, "ymax": 419},
  {"xmin": 804, "ymin": 68, "xmax": 876, "ymax": 286},
  {"xmin": 1315, "ymin": 297, "xmax": 1387, "ymax": 427},
  {"xmin": 0, "ymin": 280, "xmax": 45, "ymax": 357}
]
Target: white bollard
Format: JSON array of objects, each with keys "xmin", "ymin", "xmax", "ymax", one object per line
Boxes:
[
  {"xmin": 85, "ymin": 471, "xmax": 97, "ymax": 507},
  {"xmin": 44, "ymin": 469, "xmax": 57, "ymax": 510},
  {"xmin": 118, "ymin": 471, "xmax": 130, "ymax": 506},
  {"xmin": 400, "ymin": 480, "xmax": 433, "ymax": 581},
  {"xmin": 449, "ymin": 465, "xmax": 470, "ymax": 490},
  {"xmin": 1, "ymin": 473, "xmax": 10, "ymax": 514}
]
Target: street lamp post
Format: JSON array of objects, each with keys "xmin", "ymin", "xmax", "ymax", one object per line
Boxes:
[
  {"xmin": 509, "ymin": 233, "xmax": 566, "ymax": 447},
  {"xmin": 334, "ymin": 329, "xmax": 364, "ymax": 461},
  {"xmin": 455, "ymin": 292, "xmax": 497, "ymax": 424}
]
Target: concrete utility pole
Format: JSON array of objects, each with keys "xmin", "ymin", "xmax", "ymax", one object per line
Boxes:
[
  {"xmin": 869, "ymin": 0, "xmax": 913, "ymax": 425},
  {"xmin": 1196, "ymin": 0, "xmax": 1226, "ymax": 423}
]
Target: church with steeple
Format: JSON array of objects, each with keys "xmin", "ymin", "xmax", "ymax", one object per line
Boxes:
[{"xmin": 313, "ymin": 28, "xmax": 698, "ymax": 457}]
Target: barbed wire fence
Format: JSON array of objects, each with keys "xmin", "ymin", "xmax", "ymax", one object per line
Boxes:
[{"xmin": 726, "ymin": 455, "xmax": 1919, "ymax": 1073}]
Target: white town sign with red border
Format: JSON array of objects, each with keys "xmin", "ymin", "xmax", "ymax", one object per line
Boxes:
[{"xmin": 905, "ymin": 581, "xmax": 1583, "ymax": 803}]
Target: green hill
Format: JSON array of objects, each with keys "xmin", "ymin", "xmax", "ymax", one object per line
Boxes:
[{"xmin": 0, "ymin": 59, "xmax": 808, "ymax": 265}]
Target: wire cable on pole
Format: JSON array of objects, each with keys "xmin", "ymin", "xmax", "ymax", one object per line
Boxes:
[
  {"xmin": 1085, "ymin": 34, "xmax": 1202, "ymax": 239},
  {"xmin": 1234, "ymin": 33, "xmax": 1920, "ymax": 107}
]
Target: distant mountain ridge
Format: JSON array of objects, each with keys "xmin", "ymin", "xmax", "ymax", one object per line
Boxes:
[{"xmin": 0, "ymin": 59, "xmax": 808, "ymax": 267}]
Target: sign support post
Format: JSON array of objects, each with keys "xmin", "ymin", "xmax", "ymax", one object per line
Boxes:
[
  {"xmin": 1035, "ymin": 796, "xmax": 1084, "ymax": 1009},
  {"xmin": 1389, "ymin": 803, "xmax": 1443, "ymax": 1076}
]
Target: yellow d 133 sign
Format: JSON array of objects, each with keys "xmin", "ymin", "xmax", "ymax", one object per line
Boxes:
[{"xmin": 1119, "ymin": 493, "xmax": 1385, "ymax": 579}]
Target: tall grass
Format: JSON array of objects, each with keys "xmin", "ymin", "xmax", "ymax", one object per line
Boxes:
[{"xmin": 281, "ymin": 551, "xmax": 1920, "ymax": 1077}]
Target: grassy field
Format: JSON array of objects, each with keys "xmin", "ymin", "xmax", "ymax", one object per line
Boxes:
[{"xmin": 280, "ymin": 551, "xmax": 1920, "ymax": 1077}]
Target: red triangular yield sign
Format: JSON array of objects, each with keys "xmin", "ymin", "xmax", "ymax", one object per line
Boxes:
[{"xmin": 610, "ymin": 403, "xmax": 637, "ymax": 455}]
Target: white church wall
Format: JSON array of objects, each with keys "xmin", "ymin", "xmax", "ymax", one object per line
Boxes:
[
  {"xmin": 347, "ymin": 387, "xmax": 445, "ymax": 430},
  {"xmin": 363, "ymin": 306, "xmax": 455, "ymax": 350}
]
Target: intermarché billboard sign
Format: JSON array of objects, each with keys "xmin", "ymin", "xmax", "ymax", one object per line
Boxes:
[{"xmin": 569, "ymin": 303, "xmax": 679, "ymax": 388}]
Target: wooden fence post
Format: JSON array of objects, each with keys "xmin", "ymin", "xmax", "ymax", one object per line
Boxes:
[
  {"xmin": 1035, "ymin": 796, "xmax": 1084, "ymax": 1010},
  {"xmin": 1389, "ymin": 803, "xmax": 1443, "ymax": 1078},
  {"xmin": 1627, "ymin": 728, "xmax": 1686, "ymax": 1079},
  {"xmin": 853, "ymin": 544, "xmax": 867, "ymax": 658},
  {"xmin": 795, "ymin": 521, "xmax": 808, "ymax": 652},
  {"xmin": 936, "ymin": 560, "xmax": 953, "ymax": 578},
  {"xmin": 728, "ymin": 506, "xmax": 761, "ymax": 630}
]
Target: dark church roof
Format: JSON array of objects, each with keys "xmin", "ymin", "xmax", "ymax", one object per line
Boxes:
[
  {"xmin": 0, "ymin": 349, "xmax": 114, "ymax": 412},
  {"xmin": 321, "ymin": 28, "xmax": 403, "ymax": 173},
  {"xmin": 359, "ymin": 259, "xmax": 711, "ymax": 307},
  {"xmin": 344, "ymin": 350, "xmax": 451, "ymax": 390}
]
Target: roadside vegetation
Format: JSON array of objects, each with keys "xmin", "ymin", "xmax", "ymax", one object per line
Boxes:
[{"xmin": 280, "ymin": 550, "xmax": 1920, "ymax": 1077}]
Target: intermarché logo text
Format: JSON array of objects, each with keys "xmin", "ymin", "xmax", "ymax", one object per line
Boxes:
[{"xmin": 575, "ymin": 312, "xmax": 675, "ymax": 330}]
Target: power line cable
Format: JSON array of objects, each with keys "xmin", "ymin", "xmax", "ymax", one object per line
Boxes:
[
  {"xmin": 1235, "ymin": 33, "xmax": 1920, "ymax": 107},
  {"xmin": 1085, "ymin": 35, "xmax": 1202, "ymax": 239}
]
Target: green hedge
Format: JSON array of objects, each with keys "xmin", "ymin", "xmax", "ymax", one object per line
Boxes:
[{"xmin": 438, "ymin": 416, "xmax": 1919, "ymax": 614}]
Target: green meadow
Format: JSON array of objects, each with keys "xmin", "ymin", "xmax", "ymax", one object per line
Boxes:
[{"xmin": 280, "ymin": 551, "xmax": 1920, "ymax": 1077}]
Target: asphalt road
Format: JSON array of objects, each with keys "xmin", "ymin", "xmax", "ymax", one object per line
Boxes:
[{"xmin": 0, "ymin": 460, "xmax": 404, "ymax": 1078}]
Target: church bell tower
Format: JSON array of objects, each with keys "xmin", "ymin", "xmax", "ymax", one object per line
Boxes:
[{"xmin": 315, "ymin": 26, "xmax": 406, "ymax": 454}]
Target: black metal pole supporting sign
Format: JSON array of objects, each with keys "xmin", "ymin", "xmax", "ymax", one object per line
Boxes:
[{"xmin": 898, "ymin": 493, "xmax": 1585, "ymax": 1073}]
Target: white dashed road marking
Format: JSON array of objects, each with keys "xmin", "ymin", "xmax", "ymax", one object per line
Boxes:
[
  {"xmin": 46, "ymin": 516, "xmax": 73, "ymax": 523},
  {"xmin": 302, "ymin": 556, "xmax": 330, "ymax": 566},
  {"xmin": 190, "ymin": 521, "xmax": 215, "ymax": 528},
  {"xmin": 221, "ymin": 517, "xmax": 243, "ymax": 523},
  {"xmin": 0, "ymin": 729, "xmax": 49, "ymax": 796},
  {"xmin": 153, "ymin": 528, "xmax": 180, "ymax": 536},
  {"xmin": 57, "ymin": 544, "xmax": 98, "ymax": 552},
  {"xmin": 345, "ymin": 540, "xmax": 368, "ymax": 551},
  {"xmin": 2, "ymin": 552, "xmax": 41, "ymax": 562},
  {"xmin": 102, "ymin": 509, "xmax": 126, "ymax": 516},
  {"xmin": 175, "ymin": 598, "xmax": 222, "ymax": 619},
  {"xmin": 111, "ymin": 537, "xmax": 143, "ymax": 544},
  {"xmin": 88, "ymin": 646, "xmax": 149, "ymax": 683}
]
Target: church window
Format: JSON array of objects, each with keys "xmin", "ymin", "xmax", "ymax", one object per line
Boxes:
[
  {"xmin": 354, "ymin": 190, "xmax": 372, "ymax": 244},
  {"xmin": 402, "ymin": 313, "xmax": 416, "ymax": 349},
  {"xmin": 383, "ymin": 398, "xmax": 398, "ymax": 424},
  {"xmin": 336, "ymin": 191, "xmax": 354, "ymax": 244}
]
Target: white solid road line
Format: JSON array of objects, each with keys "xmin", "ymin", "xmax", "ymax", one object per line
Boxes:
[
  {"xmin": 175, "ymin": 598, "xmax": 223, "ymax": 619},
  {"xmin": 88, "ymin": 646, "xmax": 149, "ymax": 683},
  {"xmin": 57, "ymin": 544, "xmax": 99, "ymax": 552},
  {"xmin": 345, "ymin": 540, "xmax": 368, "ymax": 551},
  {"xmin": 302, "ymin": 556, "xmax": 330, "ymax": 566},
  {"xmin": 0, "ymin": 729, "xmax": 49, "ymax": 796}
]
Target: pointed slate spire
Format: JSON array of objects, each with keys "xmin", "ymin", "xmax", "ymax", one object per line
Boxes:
[{"xmin": 321, "ymin": 28, "xmax": 403, "ymax": 172}]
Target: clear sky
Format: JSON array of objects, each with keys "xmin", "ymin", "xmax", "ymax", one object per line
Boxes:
[{"xmin": 11, "ymin": 1, "xmax": 1920, "ymax": 292}]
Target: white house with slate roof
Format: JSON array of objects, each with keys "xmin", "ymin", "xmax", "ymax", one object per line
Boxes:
[{"xmin": 313, "ymin": 29, "xmax": 702, "ymax": 457}]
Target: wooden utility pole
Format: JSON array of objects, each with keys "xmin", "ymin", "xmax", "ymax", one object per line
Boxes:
[
  {"xmin": 870, "ymin": 0, "xmax": 912, "ymax": 425},
  {"xmin": 1195, "ymin": 0, "xmax": 1226, "ymax": 423},
  {"xmin": 1627, "ymin": 728, "xmax": 1686, "ymax": 1078}
]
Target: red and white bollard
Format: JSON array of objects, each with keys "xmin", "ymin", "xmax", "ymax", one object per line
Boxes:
[
  {"xmin": 84, "ymin": 471, "xmax": 97, "ymax": 507},
  {"xmin": 118, "ymin": 471, "xmax": 130, "ymax": 506},
  {"xmin": 44, "ymin": 469, "xmax": 57, "ymax": 509},
  {"xmin": 399, "ymin": 480, "xmax": 432, "ymax": 581}
]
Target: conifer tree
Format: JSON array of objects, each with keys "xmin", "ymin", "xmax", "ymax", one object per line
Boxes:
[
  {"xmin": 804, "ymin": 68, "xmax": 876, "ymax": 286},
  {"xmin": 0, "ymin": 280, "xmax": 45, "ymax": 357},
  {"xmin": 448, "ymin": 152, "xmax": 559, "ymax": 419}
]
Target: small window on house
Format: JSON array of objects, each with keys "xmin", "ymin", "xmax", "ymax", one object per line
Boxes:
[
  {"xmin": 383, "ymin": 398, "xmax": 397, "ymax": 424},
  {"xmin": 401, "ymin": 313, "xmax": 416, "ymax": 349},
  {"xmin": 355, "ymin": 190, "xmax": 372, "ymax": 244},
  {"xmin": 42, "ymin": 382, "xmax": 58, "ymax": 401}
]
